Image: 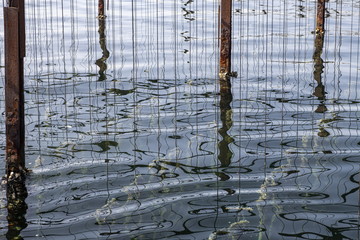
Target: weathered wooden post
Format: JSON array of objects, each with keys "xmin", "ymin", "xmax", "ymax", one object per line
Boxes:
[
  {"xmin": 3, "ymin": 1, "xmax": 28, "ymax": 238},
  {"xmin": 316, "ymin": 0, "xmax": 326, "ymax": 34},
  {"xmin": 217, "ymin": 0, "xmax": 234, "ymax": 169},
  {"xmin": 4, "ymin": 0, "xmax": 26, "ymax": 180},
  {"xmin": 219, "ymin": 0, "xmax": 232, "ymax": 79},
  {"xmin": 98, "ymin": 0, "xmax": 105, "ymax": 18},
  {"xmin": 313, "ymin": 0, "xmax": 327, "ymax": 115}
]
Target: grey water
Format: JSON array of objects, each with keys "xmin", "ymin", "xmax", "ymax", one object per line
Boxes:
[{"xmin": 0, "ymin": 0, "xmax": 359, "ymax": 239}]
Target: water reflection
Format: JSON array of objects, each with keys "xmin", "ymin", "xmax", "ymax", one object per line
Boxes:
[
  {"xmin": 313, "ymin": 27, "xmax": 331, "ymax": 138},
  {"xmin": 313, "ymin": 32, "xmax": 327, "ymax": 114},
  {"xmin": 95, "ymin": 1, "xmax": 110, "ymax": 81},
  {"xmin": 217, "ymin": 78, "xmax": 233, "ymax": 168}
]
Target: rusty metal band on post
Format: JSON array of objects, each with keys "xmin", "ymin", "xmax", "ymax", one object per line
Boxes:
[
  {"xmin": 4, "ymin": 5, "xmax": 25, "ymax": 176},
  {"xmin": 219, "ymin": 0, "xmax": 232, "ymax": 78}
]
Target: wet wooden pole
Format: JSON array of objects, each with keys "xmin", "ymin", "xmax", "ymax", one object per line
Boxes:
[
  {"xmin": 218, "ymin": 0, "xmax": 234, "ymax": 170},
  {"xmin": 316, "ymin": 0, "xmax": 326, "ymax": 34},
  {"xmin": 313, "ymin": 0, "xmax": 327, "ymax": 115},
  {"xmin": 4, "ymin": 0, "xmax": 26, "ymax": 180},
  {"xmin": 219, "ymin": 0, "xmax": 232, "ymax": 80},
  {"xmin": 3, "ymin": 1, "xmax": 28, "ymax": 238},
  {"xmin": 98, "ymin": 0, "xmax": 105, "ymax": 18}
]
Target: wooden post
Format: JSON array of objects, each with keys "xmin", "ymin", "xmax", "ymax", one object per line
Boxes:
[
  {"xmin": 219, "ymin": 0, "xmax": 232, "ymax": 79},
  {"xmin": 4, "ymin": 3, "xmax": 28, "ymax": 238},
  {"xmin": 316, "ymin": 0, "xmax": 326, "ymax": 34},
  {"xmin": 4, "ymin": 0, "xmax": 26, "ymax": 179},
  {"xmin": 9, "ymin": 0, "xmax": 26, "ymax": 58},
  {"xmin": 98, "ymin": 0, "xmax": 105, "ymax": 18},
  {"xmin": 313, "ymin": 0, "xmax": 327, "ymax": 115},
  {"xmin": 218, "ymin": 0, "xmax": 234, "ymax": 168}
]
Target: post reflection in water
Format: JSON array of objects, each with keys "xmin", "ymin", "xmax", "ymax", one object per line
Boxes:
[
  {"xmin": 313, "ymin": 32, "xmax": 326, "ymax": 112},
  {"xmin": 96, "ymin": 1, "xmax": 110, "ymax": 81},
  {"xmin": 217, "ymin": 78, "xmax": 234, "ymax": 169},
  {"xmin": 313, "ymin": 30, "xmax": 330, "ymax": 137},
  {"xmin": 6, "ymin": 180, "xmax": 28, "ymax": 240}
]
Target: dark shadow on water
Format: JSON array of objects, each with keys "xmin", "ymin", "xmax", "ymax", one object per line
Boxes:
[{"xmin": 6, "ymin": 178, "xmax": 28, "ymax": 240}]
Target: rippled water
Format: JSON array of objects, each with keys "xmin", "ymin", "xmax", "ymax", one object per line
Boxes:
[{"xmin": 0, "ymin": 0, "xmax": 359, "ymax": 239}]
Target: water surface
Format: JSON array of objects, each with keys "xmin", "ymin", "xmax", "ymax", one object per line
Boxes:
[{"xmin": 0, "ymin": 0, "xmax": 359, "ymax": 239}]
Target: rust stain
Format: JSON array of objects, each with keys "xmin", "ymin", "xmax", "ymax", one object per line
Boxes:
[
  {"xmin": 4, "ymin": 6, "xmax": 26, "ymax": 177},
  {"xmin": 219, "ymin": 0, "xmax": 232, "ymax": 78},
  {"xmin": 316, "ymin": 0, "xmax": 326, "ymax": 33}
]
